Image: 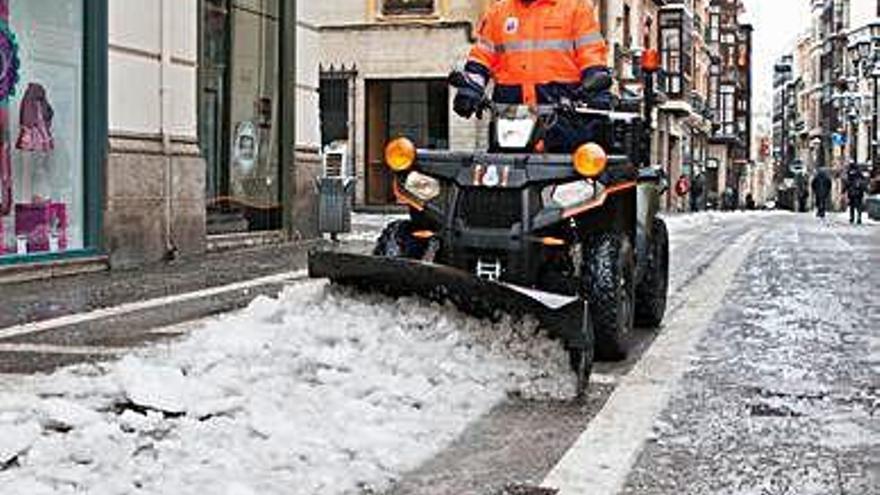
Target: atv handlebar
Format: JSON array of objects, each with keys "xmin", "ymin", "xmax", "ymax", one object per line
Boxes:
[{"xmin": 448, "ymin": 70, "xmax": 616, "ymax": 120}]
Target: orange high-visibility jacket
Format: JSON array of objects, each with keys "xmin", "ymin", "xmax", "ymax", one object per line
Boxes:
[{"xmin": 467, "ymin": 0, "xmax": 608, "ymax": 105}]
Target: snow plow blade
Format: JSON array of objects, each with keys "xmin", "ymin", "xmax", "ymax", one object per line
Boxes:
[{"xmin": 308, "ymin": 250, "xmax": 589, "ymax": 349}]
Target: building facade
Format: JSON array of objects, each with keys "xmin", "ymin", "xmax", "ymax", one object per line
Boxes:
[
  {"xmin": 706, "ymin": 0, "xmax": 752, "ymax": 208},
  {"xmin": 314, "ymin": 0, "xmax": 752, "ymax": 212},
  {"xmin": 315, "ymin": 0, "xmax": 490, "ymax": 208},
  {"xmin": 1, "ymin": 0, "xmax": 321, "ymax": 276},
  {"xmin": 771, "ymin": 0, "xmax": 880, "ymax": 208}
]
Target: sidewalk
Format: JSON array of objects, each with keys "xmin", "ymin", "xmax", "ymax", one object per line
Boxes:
[
  {"xmin": 0, "ymin": 242, "xmax": 320, "ymax": 330},
  {"xmin": 0, "ymin": 241, "xmax": 332, "ymax": 374}
]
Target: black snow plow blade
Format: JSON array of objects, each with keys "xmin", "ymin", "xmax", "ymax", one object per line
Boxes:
[{"xmin": 308, "ymin": 250, "xmax": 588, "ymax": 349}]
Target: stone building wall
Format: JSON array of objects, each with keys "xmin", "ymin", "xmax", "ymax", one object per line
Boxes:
[{"xmin": 105, "ymin": 0, "xmax": 204, "ymax": 268}]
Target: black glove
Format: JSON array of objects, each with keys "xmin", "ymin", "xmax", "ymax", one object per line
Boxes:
[
  {"xmin": 453, "ymin": 84, "xmax": 483, "ymax": 119},
  {"xmin": 579, "ymin": 67, "xmax": 614, "ymax": 110}
]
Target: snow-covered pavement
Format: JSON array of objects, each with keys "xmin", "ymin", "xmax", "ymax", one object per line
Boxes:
[
  {"xmin": 0, "ymin": 211, "xmax": 875, "ymax": 495},
  {"xmin": 0, "ymin": 282, "xmax": 576, "ymax": 495}
]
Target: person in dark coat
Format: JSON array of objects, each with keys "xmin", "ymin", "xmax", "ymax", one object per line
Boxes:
[
  {"xmin": 690, "ymin": 172, "xmax": 705, "ymax": 212},
  {"xmin": 844, "ymin": 164, "xmax": 866, "ymax": 224},
  {"xmin": 811, "ymin": 169, "xmax": 832, "ymax": 218}
]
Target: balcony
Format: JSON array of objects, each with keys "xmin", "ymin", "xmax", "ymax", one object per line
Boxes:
[{"xmin": 659, "ymin": 4, "xmax": 694, "ymax": 99}]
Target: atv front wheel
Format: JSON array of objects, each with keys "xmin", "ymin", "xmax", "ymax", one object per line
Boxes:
[
  {"xmin": 635, "ymin": 218, "xmax": 669, "ymax": 328},
  {"xmin": 373, "ymin": 220, "xmax": 427, "ymax": 259},
  {"xmin": 583, "ymin": 232, "xmax": 635, "ymax": 361}
]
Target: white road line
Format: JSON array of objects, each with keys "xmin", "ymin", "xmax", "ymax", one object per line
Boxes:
[
  {"xmin": 542, "ymin": 230, "xmax": 760, "ymax": 495},
  {"xmin": 588, "ymin": 373, "xmax": 620, "ymax": 386},
  {"xmin": 0, "ymin": 270, "xmax": 307, "ymax": 341},
  {"xmin": 0, "ymin": 343, "xmax": 126, "ymax": 356}
]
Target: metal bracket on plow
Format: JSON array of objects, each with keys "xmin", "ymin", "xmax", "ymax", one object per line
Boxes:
[{"xmin": 476, "ymin": 258, "xmax": 503, "ymax": 282}]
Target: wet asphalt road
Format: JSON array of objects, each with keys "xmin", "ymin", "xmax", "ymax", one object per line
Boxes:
[
  {"xmin": 383, "ymin": 213, "xmax": 878, "ymax": 495},
  {"xmin": 620, "ymin": 216, "xmax": 880, "ymax": 495},
  {"xmin": 1, "ymin": 212, "xmax": 877, "ymax": 495}
]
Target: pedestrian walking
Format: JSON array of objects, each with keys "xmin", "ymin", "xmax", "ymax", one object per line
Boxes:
[
  {"xmin": 843, "ymin": 164, "xmax": 866, "ymax": 225},
  {"xmin": 690, "ymin": 172, "xmax": 705, "ymax": 212},
  {"xmin": 811, "ymin": 169, "xmax": 832, "ymax": 218}
]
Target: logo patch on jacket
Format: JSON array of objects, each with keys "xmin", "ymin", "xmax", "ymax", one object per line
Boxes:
[{"xmin": 504, "ymin": 17, "xmax": 519, "ymax": 34}]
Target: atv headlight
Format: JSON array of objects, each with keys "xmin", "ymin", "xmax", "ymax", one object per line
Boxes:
[
  {"xmin": 542, "ymin": 181, "xmax": 598, "ymax": 209},
  {"xmin": 404, "ymin": 172, "xmax": 441, "ymax": 202}
]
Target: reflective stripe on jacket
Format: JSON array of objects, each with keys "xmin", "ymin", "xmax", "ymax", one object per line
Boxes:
[{"xmin": 468, "ymin": 0, "xmax": 608, "ymax": 105}]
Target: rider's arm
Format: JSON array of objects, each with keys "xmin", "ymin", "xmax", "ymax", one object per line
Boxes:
[
  {"xmin": 465, "ymin": 9, "xmax": 500, "ymax": 90},
  {"xmin": 572, "ymin": 1, "xmax": 609, "ymax": 74}
]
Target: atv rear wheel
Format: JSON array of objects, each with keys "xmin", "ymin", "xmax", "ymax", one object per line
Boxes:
[
  {"xmin": 635, "ymin": 218, "xmax": 669, "ymax": 328},
  {"xmin": 583, "ymin": 232, "xmax": 635, "ymax": 361},
  {"xmin": 373, "ymin": 220, "xmax": 427, "ymax": 259}
]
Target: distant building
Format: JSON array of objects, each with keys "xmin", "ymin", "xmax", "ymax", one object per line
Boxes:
[{"xmin": 314, "ymin": 0, "xmax": 489, "ymax": 208}]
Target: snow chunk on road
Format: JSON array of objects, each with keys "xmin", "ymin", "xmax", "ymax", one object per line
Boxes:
[
  {"xmin": 0, "ymin": 280, "xmax": 575, "ymax": 494},
  {"xmin": 0, "ymin": 421, "xmax": 40, "ymax": 466}
]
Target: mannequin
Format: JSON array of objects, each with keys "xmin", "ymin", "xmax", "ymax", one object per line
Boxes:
[{"xmin": 16, "ymin": 82, "xmax": 54, "ymax": 203}]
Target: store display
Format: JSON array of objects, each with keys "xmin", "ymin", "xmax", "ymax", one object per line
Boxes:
[
  {"xmin": 0, "ymin": 16, "xmax": 19, "ymax": 104},
  {"xmin": 0, "ymin": 7, "xmax": 16, "ymax": 218},
  {"xmin": 14, "ymin": 201, "xmax": 67, "ymax": 253},
  {"xmin": 16, "ymin": 82, "xmax": 53, "ymax": 152},
  {"xmin": 0, "ymin": 0, "xmax": 85, "ymax": 260},
  {"xmin": 0, "ymin": 143, "xmax": 9, "ymax": 215}
]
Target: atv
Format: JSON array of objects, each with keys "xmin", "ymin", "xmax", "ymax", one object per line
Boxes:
[{"xmin": 310, "ymin": 53, "xmax": 670, "ymax": 396}]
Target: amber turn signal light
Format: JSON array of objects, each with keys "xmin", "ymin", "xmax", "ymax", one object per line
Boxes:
[
  {"xmin": 385, "ymin": 137, "xmax": 416, "ymax": 172},
  {"xmin": 641, "ymin": 48, "xmax": 660, "ymax": 73},
  {"xmin": 573, "ymin": 143, "xmax": 608, "ymax": 178}
]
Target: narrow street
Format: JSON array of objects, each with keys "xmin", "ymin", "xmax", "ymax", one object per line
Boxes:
[{"xmin": 1, "ymin": 212, "xmax": 876, "ymax": 494}]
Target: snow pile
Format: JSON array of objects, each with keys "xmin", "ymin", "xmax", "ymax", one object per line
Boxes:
[{"xmin": 0, "ymin": 281, "xmax": 575, "ymax": 495}]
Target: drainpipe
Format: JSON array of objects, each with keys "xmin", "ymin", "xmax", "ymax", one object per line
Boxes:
[{"xmin": 159, "ymin": 0, "xmax": 178, "ymax": 259}]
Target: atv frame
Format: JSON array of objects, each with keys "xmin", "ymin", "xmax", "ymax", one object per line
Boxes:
[{"xmin": 310, "ymin": 62, "xmax": 670, "ymax": 396}]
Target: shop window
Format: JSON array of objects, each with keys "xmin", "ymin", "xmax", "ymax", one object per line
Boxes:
[
  {"xmin": 1, "ymin": 0, "xmax": 86, "ymax": 259},
  {"xmin": 200, "ymin": 0, "xmax": 282, "ymax": 234},
  {"xmin": 382, "ymin": 0, "xmax": 434, "ymax": 16}
]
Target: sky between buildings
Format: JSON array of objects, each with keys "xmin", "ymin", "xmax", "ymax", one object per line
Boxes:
[{"xmin": 742, "ymin": 0, "xmax": 813, "ymax": 119}]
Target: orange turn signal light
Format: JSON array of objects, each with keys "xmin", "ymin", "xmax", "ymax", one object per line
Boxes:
[
  {"xmin": 642, "ymin": 48, "xmax": 661, "ymax": 73},
  {"xmin": 385, "ymin": 137, "xmax": 416, "ymax": 172},
  {"xmin": 412, "ymin": 230, "xmax": 435, "ymax": 240},
  {"xmin": 541, "ymin": 237, "xmax": 566, "ymax": 247},
  {"xmin": 573, "ymin": 143, "xmax": 608, "ymax": 178}
]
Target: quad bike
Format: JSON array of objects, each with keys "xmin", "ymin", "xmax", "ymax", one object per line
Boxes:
[{"xmin": 310, "ymin": 53, "xmax": 670, "ymax": 396}]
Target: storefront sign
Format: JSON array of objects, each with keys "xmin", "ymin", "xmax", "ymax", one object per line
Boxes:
[{"xmin": 0, "ymin": 20, "xmax": 19, "ymax": 103}]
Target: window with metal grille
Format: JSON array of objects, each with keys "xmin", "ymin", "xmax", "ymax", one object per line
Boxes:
[{"xmin": 382, "ymin": 0, "xmax": 434, "ymax": 16}]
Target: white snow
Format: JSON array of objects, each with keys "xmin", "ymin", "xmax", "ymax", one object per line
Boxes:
[
  {"xmin": 0, "ymin": 282, "xmax": 575, "ymax": 495},
  {"xmin": 0, "ymin": 210, "xmax": 787, "ymax": 494}
]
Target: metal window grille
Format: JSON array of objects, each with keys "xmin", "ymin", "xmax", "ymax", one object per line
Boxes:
[{"xmin": 381, "ymin": 0, "xmax": 434, "ymax": 16}]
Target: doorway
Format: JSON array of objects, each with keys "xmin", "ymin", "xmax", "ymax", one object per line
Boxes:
[
  {"xmin": 199, "ymin": 0, "xmax": 282, "ymax": 234},
  {"xmin": 364, "ymin": 79, "xmax": 449, "ymax": 205}
]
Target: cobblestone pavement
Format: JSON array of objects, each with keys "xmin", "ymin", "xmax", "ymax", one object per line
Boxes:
[{"xmin": 620, "ymin": 215, "xmax": 879, "ymax": 495}]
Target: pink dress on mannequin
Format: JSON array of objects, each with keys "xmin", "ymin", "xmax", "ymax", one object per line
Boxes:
[{"xmin": 16, "ymin": 83, "xmax": 54, "ymax": 153}]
